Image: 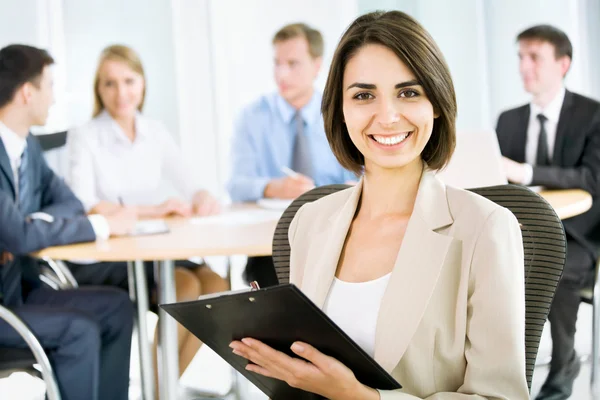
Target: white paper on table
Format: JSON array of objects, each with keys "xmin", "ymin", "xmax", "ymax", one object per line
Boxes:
[
  {"xmin": 257, "ymin": 198, "xmax": 293, "ymax": 210},
  {"xmin": 527, "ymin": 186, "xmax": 544, "ymax": 193},
  {"xmin": 190, "ymin": 210, "xmax": 282, "ymax": 226},
  {"xmin": 131, "ymin": 219, "xmax": 170, "ymax": 236}
]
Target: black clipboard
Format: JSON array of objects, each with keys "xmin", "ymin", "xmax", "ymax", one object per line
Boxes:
[{"xmin": 160, "ymin": 283, "xmax": 401, "ymax": 399}]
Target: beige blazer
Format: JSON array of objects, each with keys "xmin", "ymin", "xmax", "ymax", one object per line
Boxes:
[{"xmin": 288, "ymin": 169, "xmax": 530, "ymax": 399}]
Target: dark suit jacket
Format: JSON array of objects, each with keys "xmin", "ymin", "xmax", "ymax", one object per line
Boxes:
[
  {"xmin": 0, "ymin": 134, "xmax": 96, "ymax": 306},
  {"xmin": 496, "ymin": 90, "xmax": 600, "ymax": 259}
]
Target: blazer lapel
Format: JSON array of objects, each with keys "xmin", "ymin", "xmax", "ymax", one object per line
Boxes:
[
  {"xmin": 553, "ymin": 90, "xmax": 574, "ymax": 165},
  {"xmin": 300, "ymin": 181, "xmax": 363, "ymax": 308},
  {"xmin": 373, "ymin": 170, "xmax": 455, "ymax": 372},
  {"xmin": 513, "ymin": 105, "xmax": 530, "ymax": 163},
  {"xmin": 0, "ymin": 139, "xmax": 16, "ymax": 198}
]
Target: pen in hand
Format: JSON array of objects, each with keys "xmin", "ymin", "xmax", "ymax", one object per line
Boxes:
[{"xmin": 280, "ymin": 166, "xmax": 300, "ymax": 179}]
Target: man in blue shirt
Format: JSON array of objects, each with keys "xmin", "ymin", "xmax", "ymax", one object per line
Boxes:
[{"xmin": 228, "ymin": 23, "xmax": 356, "ymax": 286}]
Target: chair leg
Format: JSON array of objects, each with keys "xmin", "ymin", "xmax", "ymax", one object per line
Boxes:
[{"xmin": 592, "ymin": 282, "xmax": 600, "ymax": 398}]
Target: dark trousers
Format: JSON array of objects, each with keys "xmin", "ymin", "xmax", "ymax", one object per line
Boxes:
[
  {"xmin": 0, "ymin": 287, "xmax": 134, "ymax": 400},
  {"xmin": 546, "ymin": 238, "xmax": 595, "ymax": 379},
  {"xmin": 243, "ymin": 256, "xmax": 279, "ymax": 288},
  {"xmin": 66, "ymin": 261, "xmax": 132, "ymax": 291}
]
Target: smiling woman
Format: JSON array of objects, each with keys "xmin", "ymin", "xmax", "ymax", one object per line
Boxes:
[{"xmin": 231, "ymin": 10, "xmax": 529, "ymax": 400}]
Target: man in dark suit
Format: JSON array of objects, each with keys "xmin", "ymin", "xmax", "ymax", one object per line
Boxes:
[
  {"xmin": 496, "ymin": 25, "xmax": 600, "ymax": 400},
  {"xmin": 0, "ymin": 44, "xmax": 138, "ymax": 400}
]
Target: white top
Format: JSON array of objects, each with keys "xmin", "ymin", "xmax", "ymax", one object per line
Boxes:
[
  {"xmin": 322, "ymin": 273, "xmax": 391, "ymax": 357},
  {"xmin": 0, "ymin": 121, "xmax": 109, "ymax": 239},
  {"xmin": 67, "ymin": 111, "xmax": 202, "ymax": 212}
]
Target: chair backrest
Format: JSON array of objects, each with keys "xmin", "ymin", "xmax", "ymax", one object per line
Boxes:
[
  {"xmin": 272, "ymin": 184, "xmax": 566, "ymax": 391},
  {"xmin": 34, "ymin": 131, "xmax": 69, "ymax": 178},
  {"xmin": 435, "ymin": 130, "xmax": 507, "ymax": 188}
]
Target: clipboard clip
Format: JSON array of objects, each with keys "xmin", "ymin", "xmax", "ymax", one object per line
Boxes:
[{"xmin": 250, "ymin": 281, "xmax": 261, "ymax": 291}]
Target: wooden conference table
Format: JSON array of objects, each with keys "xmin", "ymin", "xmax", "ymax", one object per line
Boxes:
[{"xmin": 34, "ymin": 189, "xmax": 592, "ymax": 400}]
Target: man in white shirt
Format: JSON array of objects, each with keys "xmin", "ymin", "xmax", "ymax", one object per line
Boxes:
[
  {"xmin": 496, "ymin": 25, "xmax": 600, "ymax": 400},
  {"xmin": 0, "ymin": 44, "xmax": 136, "ymax": 400}
]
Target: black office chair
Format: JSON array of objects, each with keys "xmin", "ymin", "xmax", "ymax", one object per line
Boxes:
[
  {"xmin": 35, "ymin": 131, "xmax": 68, "ymax": 152},
  {"xmin": 272, "ymin": 184, "xmax": 566, "ymax": 393}
]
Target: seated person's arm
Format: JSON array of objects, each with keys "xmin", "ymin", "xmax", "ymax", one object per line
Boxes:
[
  {"xmin": 0, "ymin": 190, "xmax": 96, "ymax": 255},
  {"xmin": 497, "ymin": 111, "xmax": 600, "ymax": 195},
  {"xmin": 227, "ymin": 111, "xmax": 270, "ymax": 202},
  {"xmin": 226, "ymin": 111, "xmax": 316, "ymax": 201},
  {"xmin": 88, "ymin": 200, "xmax": 123, "ymax": 216},
  {"xmin": 531, "ymin": 115, "xmax": 600, "ymax": 195}
]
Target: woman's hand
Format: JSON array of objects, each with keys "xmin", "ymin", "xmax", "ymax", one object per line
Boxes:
[
  {"xmin": 191, "ymin": 190, "xmax": 221, "ymax": 216},
  {"xmin": 229, "ymin": 338, "xmax": 379, "ymax": 400},
  {"xmin": 158, "ymin": 197, "xmax": 193, "ymax": 217}
]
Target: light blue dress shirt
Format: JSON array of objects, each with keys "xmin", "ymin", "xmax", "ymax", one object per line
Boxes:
[{"xmin": 227, "ymin": 91, "xmax": 356, "ymax": 202}]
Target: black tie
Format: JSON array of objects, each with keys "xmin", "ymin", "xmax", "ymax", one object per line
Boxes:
[{"xmin": 536, "ymin": 114, "xmax": 550, "ymax": 166}]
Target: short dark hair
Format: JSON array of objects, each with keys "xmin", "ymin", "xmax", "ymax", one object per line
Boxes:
[
  {"xmin": 517, "ymin": 25, "xmax": 573, "ymax": 60},
  {"xmin": 322, "ymin": 11, "xmax": 457, "ymax": 174},
  {"xmin": 273, "ymin": 23, "xmax": 324, "ymax": 58},
  {"xmin": 0, "ymin": 44, "xmax": 54, "ymax": 108}
]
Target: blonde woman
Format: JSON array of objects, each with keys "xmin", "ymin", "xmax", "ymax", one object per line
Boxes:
[{"xmin": 66, "ymin": 44, "xmax": 228, "ymax": 377}]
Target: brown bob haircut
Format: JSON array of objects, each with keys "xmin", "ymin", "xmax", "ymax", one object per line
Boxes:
[{"xmin": 322, "ymin": 11, "xmax": 457, "ymax": 174}]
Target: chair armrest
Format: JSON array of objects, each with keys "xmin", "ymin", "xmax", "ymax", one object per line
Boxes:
[
  {"xmin": 0, "ymin": 305, "xmax": 62, "ymax": 400},
  {"xmin": 40, "ymin": 258, "xmax": 78, "ymax": 289}
]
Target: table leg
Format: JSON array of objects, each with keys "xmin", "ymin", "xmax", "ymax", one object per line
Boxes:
[
  {"xmin": 156, "ymin": 259, "xmax": 179, "ymax": 400},
  {"xmin": 131, "ymin": 260, "xmax": 155, "ymax": 400}
]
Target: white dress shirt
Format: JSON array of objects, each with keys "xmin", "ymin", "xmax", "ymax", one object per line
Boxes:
[
  {"xmin": 322, "ymin": 273, "xmax": 391, "ymax": 357},
  {"xmin": 0, "ymin": 121, "xmax": 109, "ymax": 239},
  {"xmin": 522, "ymin": 86, "xmax": 566, "ymax": 185},
  {"xmin": 67, "ymin": 111, "xmax": 202, "ymax": 212}
]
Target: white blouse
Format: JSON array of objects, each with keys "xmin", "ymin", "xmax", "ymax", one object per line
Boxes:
[
  {"xmin": 67, "ymin": 111, "xmax": 201, "ymax": 211},
  {"xmin": 322, "ymin": 273, "xmax": 391, "ymax": 357}
]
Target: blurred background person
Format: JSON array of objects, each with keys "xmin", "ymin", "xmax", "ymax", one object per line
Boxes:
[
  {"xmin": 496, "ymin": 25, "xmax": 600, "ymax": 400},
  {"xmin": 227, "ymin": 23, "xmax": 356, "ymax": 288},
  {"xmin": 66, "ymin": 44, "xmax": 228, "ymax": 378}
]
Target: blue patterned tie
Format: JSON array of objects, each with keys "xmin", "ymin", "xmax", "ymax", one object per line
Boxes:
[{"xmin": 18, "ymin": 146, "xmax": 30, "ymax": 212}]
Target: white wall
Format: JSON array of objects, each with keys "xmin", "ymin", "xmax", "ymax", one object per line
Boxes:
[{"xmin": 0, "ymin": 1, "xmax": 41, "ymax": 47}]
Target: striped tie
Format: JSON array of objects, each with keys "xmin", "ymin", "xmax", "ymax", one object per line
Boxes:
[{"xmin": 18, "ymin": 146, "xmax": 30, "ymax": 212}]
